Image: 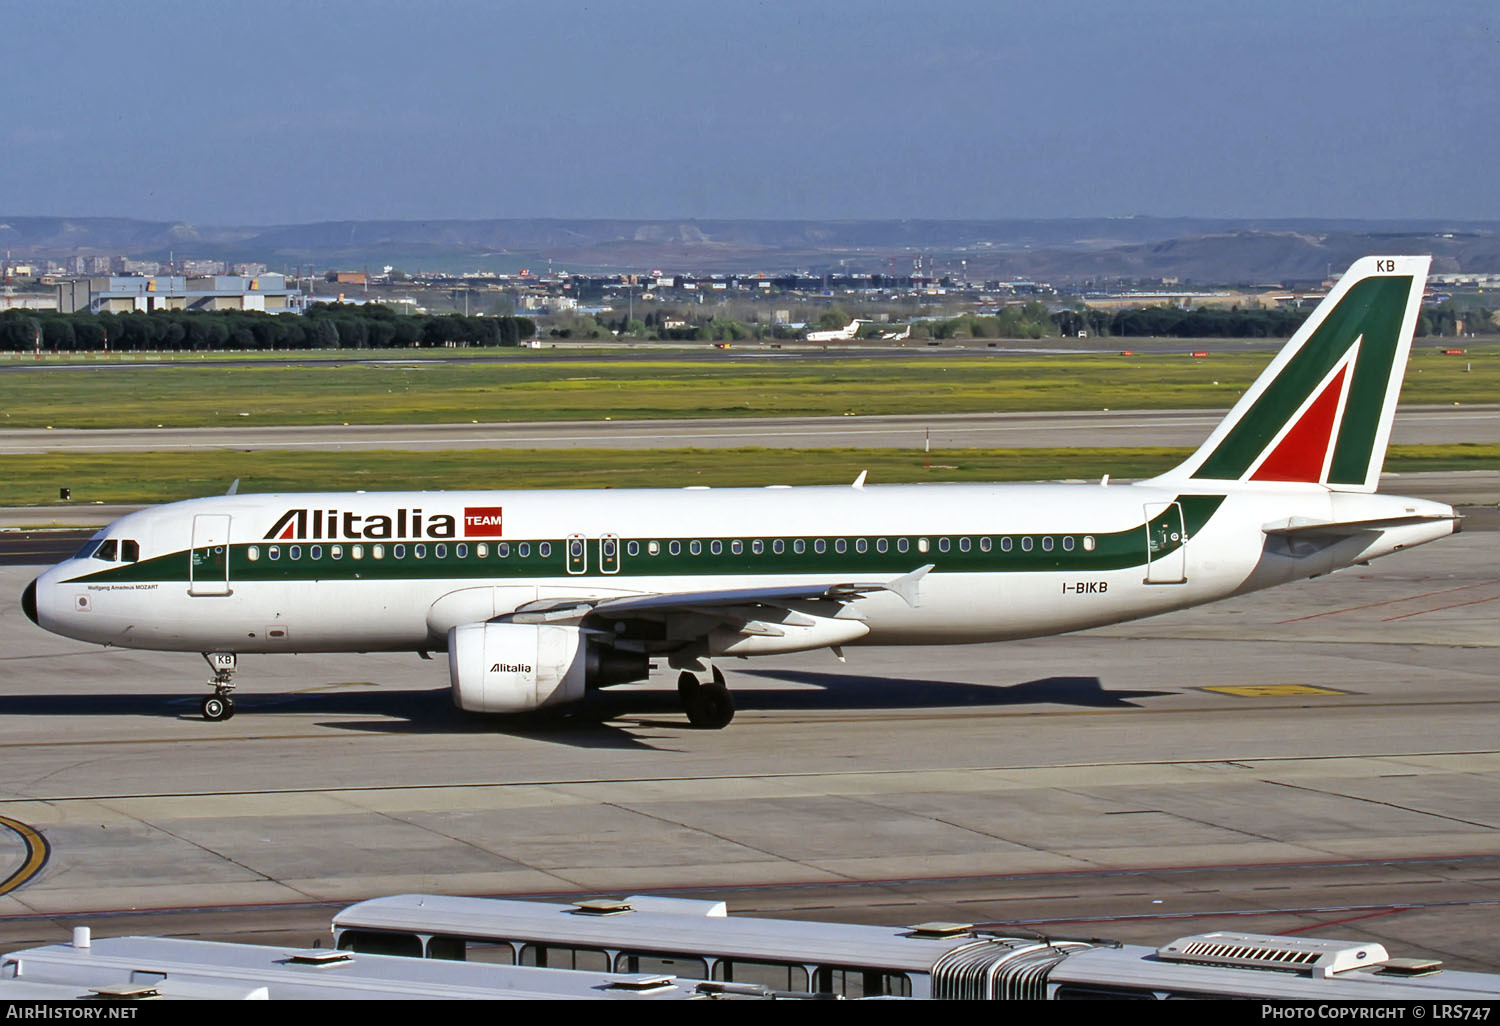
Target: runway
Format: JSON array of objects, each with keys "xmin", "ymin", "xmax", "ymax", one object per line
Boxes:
[
  {"xmin": 0, "ymin": 519, "xmax": 1494, "ymax": 968},
  {"xmin": 1, "ymin": 404, "xmax": 1496, "ymax": 455}
]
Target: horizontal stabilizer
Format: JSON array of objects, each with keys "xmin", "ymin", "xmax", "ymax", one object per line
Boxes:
[{"xmin": 1261, "ymin": 513, "xmax": 1461, "ymax": 538}]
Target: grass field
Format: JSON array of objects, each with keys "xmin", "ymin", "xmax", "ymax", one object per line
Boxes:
[
  {"xmin": 4, "ymin": 444, "xmax": 1495, "ymax": 507},
  {"xmin": 2, "ymin": 345, "xmax": 1495, "ymax": 429}
]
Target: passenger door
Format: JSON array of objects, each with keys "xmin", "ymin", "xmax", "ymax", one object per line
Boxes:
[{"xmin": 189, "ymin": 514, "xmax": 232, "ymax": 596}]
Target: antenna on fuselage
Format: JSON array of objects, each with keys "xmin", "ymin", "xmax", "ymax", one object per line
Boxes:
[{"xmin": 226, "ymin": 479, "xmax": 240, "ymax": 496}]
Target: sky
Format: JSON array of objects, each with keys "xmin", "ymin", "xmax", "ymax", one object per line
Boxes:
[{"xmin": 3, "ymin": 0, "xmax": 1497, "ymax": 224}]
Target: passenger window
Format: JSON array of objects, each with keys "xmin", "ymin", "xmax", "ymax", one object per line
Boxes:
[
  {"xmin": 330, "ymin": 545, "xmax": 343, "ymax": 560},
  {"xmin": 247, "ymin": 546, "xmax": 260, "ymax": 562},
  {"xmin": 311, "ymin": 545, "xmax": 323, "ymax": 560},
  {"xmin": 648, "ymin": 541, "xmax": 660, "ymax": 556},
  {"xmin": 351, "ymin": 545, "xmax": 363, "ymax": 560},
  {"xmin": 337, "ymin": 929, "xmax": 421, "ymax": 958},
  {"xmin": 268, "ymin": 546, "xmax": 280, "ymax": 561},
  {"xmin": 875, "ymin": 538, "xmax": 887, "ymax": 554},
  {"xmin": 414, "ymin": 544, "xmax": 426, "ymax": 559},
  {"xmin": 793, "ymin": 539, "xmax": 805, "ymax": 554},
  {"xmin": 456, "ymin": 544, "xmax": 468, "ymax": 559},
  {"xmin": 426, "ymin": 935, "xmax": 516, "ymax": 964},
  {"xmin": 814, "ymin": 539, "xmax": 826, "ymax": 554},
  {"xmin": 937, "ymin": 538, "xmax": 951, "ymax": 553},
  {"xmin": 1083, "ymin": 535, "xmax": 1096, "ymax": 552},
  {"xmin": 616, "ymin": 952, "xmax": 709, "ymax": 978},
  {"xmin": 710, "ymin": 540, "xmax": 722, "ymax": 555},
  {"xmin": 434, "ymin": 544, "xmax": 447, "ymax": 559},
  {"xmin": 394, "ymin": 544, "xmax": 406, "ymax": 559},
  {"xmin": 518, "ymin": 543, "xmax": 530, "ymax": 558},
  {"xmin": 372, "ymin": 545, "xmax": 384, "ymax": 559},
  {"xmin": 834, "ymin": 539, "xmax": 847, "ymax": 554},
  {"xmin": 917, "ymin": 538, "xmax": 929, "ymax": 554},
  {"xmin": 1042, "ymin": 536, "xmax": 1054, "ymax": 552},
  {"xmin": 1021, "ymin": 537, "xmax": 1033, "ymax": 552},
  {"xmin": 669, "ymin": 541, "xmax": 681, "ymax": 556},
  {"xmin": 980, "ymin": 537, "xmax": 991, "ymax": 552},
  {"xmin": 538, "ymin": 542, "xmax": 551, "ymax": 558},
  {"xmin": 690, "ymin": 540, "xmax": 702, "ymax": 556},
  {"xmin": 497, "ymin": 543, "xmax": 508, "ymax": 557},
  {"xmin": 814, "ymin": 966, "xmax": 910, "ymax": 998},
  {"xmin": 958, "ymin": 537, "xmax": 971, "ymax": 552},
  {"xmin": 290, "ymin": 545, "xmax": 302, "ymax": 560},
  {"xmin": 772, "ymin": 539, "xmax": 784, "ymax": 555},
  {"xmin": 96, "ymin": 539, "xmax": 118, "ymax": 561},
  {"xmin": 714, "ymin": 959, "xmax": 809, "ymax": 992},
  {"xmin": 519, "ymin": 944, "xmax": 609, "ymax": 972},
  {"xmin": 897, "ymin": 538, "xmax": 909, "ymax": 554},
  {"xmin": 855, "ymin": 538, "xmax": 867, "ymax": 554},
  {"xmin": 1001, "ymin": 537, "xmax": 1012, "ymax": 552},
  {"xmin": 1062, "ymin": 536, "xmax": 1075, "ymax": 552},
  {"xmin": 475, "ymin": 543, "xmax": 487, "ymax": 558},
  {"xmin": 732, "ymin": 540, "xmax": 744, "ymax": 555},
  {"xmin": 627, "ymin": 541, "xmax": 639, "ymax": 556}
]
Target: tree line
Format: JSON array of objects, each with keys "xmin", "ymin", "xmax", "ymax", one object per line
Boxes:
[{"xmin": 0, "ymin": 304, "xmax": 537, "ymax": 352}]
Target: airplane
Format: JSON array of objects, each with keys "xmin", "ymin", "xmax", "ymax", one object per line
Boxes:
[
  {"xmin": 21, "ymin": 256, "xmax": 1459, "ymax": 729},
  {"xmin": 805, "ymin": 319, "xmax": 866, "ymax": 342}
]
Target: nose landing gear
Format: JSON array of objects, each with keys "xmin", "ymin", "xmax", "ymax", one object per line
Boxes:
[{"xmin": 200, "ymin": 652, "xmax": 238, "ymax": 722}]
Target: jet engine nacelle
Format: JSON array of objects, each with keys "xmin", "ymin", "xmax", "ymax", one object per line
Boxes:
[{"xmin": 447, "ymin": 622, "xmax": 647, "ymax": 714}]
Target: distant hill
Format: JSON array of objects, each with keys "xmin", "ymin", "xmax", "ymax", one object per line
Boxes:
[{"xmin": 3, "ymin": 215, "xmax": 1497, "ymax": 283}]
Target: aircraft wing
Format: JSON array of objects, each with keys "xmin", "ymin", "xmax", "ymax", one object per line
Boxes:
[{"xmin": 502, "ymin": 564, "xmax": 934, "ymax": 626}]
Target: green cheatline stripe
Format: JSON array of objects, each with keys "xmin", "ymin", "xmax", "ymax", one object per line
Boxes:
[
  {"xmin": 1195, "ymin": 276, "xmax": 1413, "ymax": 482},
  {"xmin": 0, "ymin": 815, "xmax": 50, "ymax": 897},
  {"xmin": 68, "ymin": 496, "xmax": 1225, "ymax": 585}
]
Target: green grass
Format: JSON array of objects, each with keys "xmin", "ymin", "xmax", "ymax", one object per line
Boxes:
[
  {"xmin": 1, "ymin": 345, "xmax": 1495, "ymax": 429},
  {"xmin": 4, "ymin": 444, "xmax": 1495, "ymax": 508}
]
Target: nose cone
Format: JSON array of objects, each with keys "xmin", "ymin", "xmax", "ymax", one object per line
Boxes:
[{"xmin": 22, "ymin": 578, "xmax": 38, "ymax": 625}]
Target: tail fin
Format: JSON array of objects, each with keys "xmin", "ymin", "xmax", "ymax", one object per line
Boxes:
[{"xmin": 1153, "ymin": 255, "xmax": 1429, "ymax": 493}]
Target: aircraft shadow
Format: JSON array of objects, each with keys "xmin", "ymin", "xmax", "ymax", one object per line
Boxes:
[{"xmin": 0, "ymin": 672, "xmax": 1168, "ymax": 749}]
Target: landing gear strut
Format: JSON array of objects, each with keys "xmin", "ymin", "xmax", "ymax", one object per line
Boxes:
[
  {"xmin": 200, "ymin": 652, "xmax": 238, "ymax": 722},
  {"xmin": 677, "ymin": 665, "xmax": 734, "ymax": 730}
]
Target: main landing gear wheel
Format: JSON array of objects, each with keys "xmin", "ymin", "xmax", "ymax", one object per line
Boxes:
[
  {"xmin": 201, "ymin": 695, "xmax": 235, "ymax": 721},
  {"xmin": 683, "ymin": 671, "xmax": 734, "ymax": 731}
]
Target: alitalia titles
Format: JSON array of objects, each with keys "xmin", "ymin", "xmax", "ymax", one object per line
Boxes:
[{"xmin": 264, "ymin": 507, "xmax": 457, "ymax": 541}]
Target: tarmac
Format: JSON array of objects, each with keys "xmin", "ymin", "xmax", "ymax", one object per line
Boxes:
[{"xmin": 0, "ymin": 499, "xmax": 1494, "ymax": 968}]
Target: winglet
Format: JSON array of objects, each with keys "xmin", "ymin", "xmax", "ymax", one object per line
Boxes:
[{"xmin": 886, "ymin": 564, "xmax": 934, "ymax": 608}]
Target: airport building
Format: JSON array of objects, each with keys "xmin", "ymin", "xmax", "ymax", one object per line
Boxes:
[{"xmin": 56, "ymin": 274, "xmax": 307, "ymax": 315}]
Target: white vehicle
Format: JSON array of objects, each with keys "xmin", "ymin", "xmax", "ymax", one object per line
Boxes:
[{"xmin": 22, "ymin": 257, "xmax": 1457, "ymax": 728}]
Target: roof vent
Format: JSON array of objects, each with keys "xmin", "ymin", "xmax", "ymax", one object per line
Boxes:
[
  {"xmin": 907, "ymin": 921, "xmax": 975, "ymax": 939},
  {"xmin": 283, "ymin": 949, "xmax": 354, "ymax": 967},
  {"xmin": 607, "ymin": 973, "xmax": 675, "ymax": 991},
  {"xmin": 1157, "ymin": 932, "xmax": 1389, "ymax": 978},
  {"xmin": 571, "ymin": 898, "xmax": 634, "ymax": 916},
  {"xmin": 87, "ymin": 982, "xmax": 161, "ymax": 1000},
  {"xmin": 1377, "ymin": 957, "xmax": 1445, "ymax": 977}
]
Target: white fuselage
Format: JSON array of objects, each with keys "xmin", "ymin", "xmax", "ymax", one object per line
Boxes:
[{"xmin": 27, "ymin": 480, "xmax": 1457, "ymax": 656}]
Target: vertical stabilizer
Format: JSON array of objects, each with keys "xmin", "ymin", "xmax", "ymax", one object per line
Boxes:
[{"xmin": 1152, "ymin": 256, "xmax": 1429, "ymax": 492}]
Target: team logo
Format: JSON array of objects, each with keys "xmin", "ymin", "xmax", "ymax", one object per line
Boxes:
[{"xmin": 464, "ymin": 506, "xmax": 504, "ymax": 537}]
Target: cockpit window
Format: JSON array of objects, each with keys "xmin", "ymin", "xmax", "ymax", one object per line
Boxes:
[
  {"xmin": 74, "ymin": 540, "xmax": 102, "ymax": 560},
  {"xmin": 120, "ymin": 540, "xmax": 140, "ymax": 562},
  {"xmin": 95, "ymin": 539, "xmax": 119, "ymax": 562}
]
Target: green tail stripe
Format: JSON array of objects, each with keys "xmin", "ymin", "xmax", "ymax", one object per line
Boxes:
[{"xmin": 1193, "ymin": 276, "xmax": 1412, "ymax": 482}]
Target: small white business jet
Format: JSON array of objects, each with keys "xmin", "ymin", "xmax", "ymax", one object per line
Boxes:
[{"xmin": 23, "ymin": 257, "xmax": 1458, "ymax": 728}]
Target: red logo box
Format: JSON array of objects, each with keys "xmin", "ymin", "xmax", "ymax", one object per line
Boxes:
[{"xmin": 464, "ymin": 506, "xmax": 504, "ymax": 537}]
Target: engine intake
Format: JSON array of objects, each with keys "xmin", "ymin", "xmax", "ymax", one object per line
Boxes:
[{"xmin": 448, "ymin": 622, "xmax": 647, "ymax": 714}]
